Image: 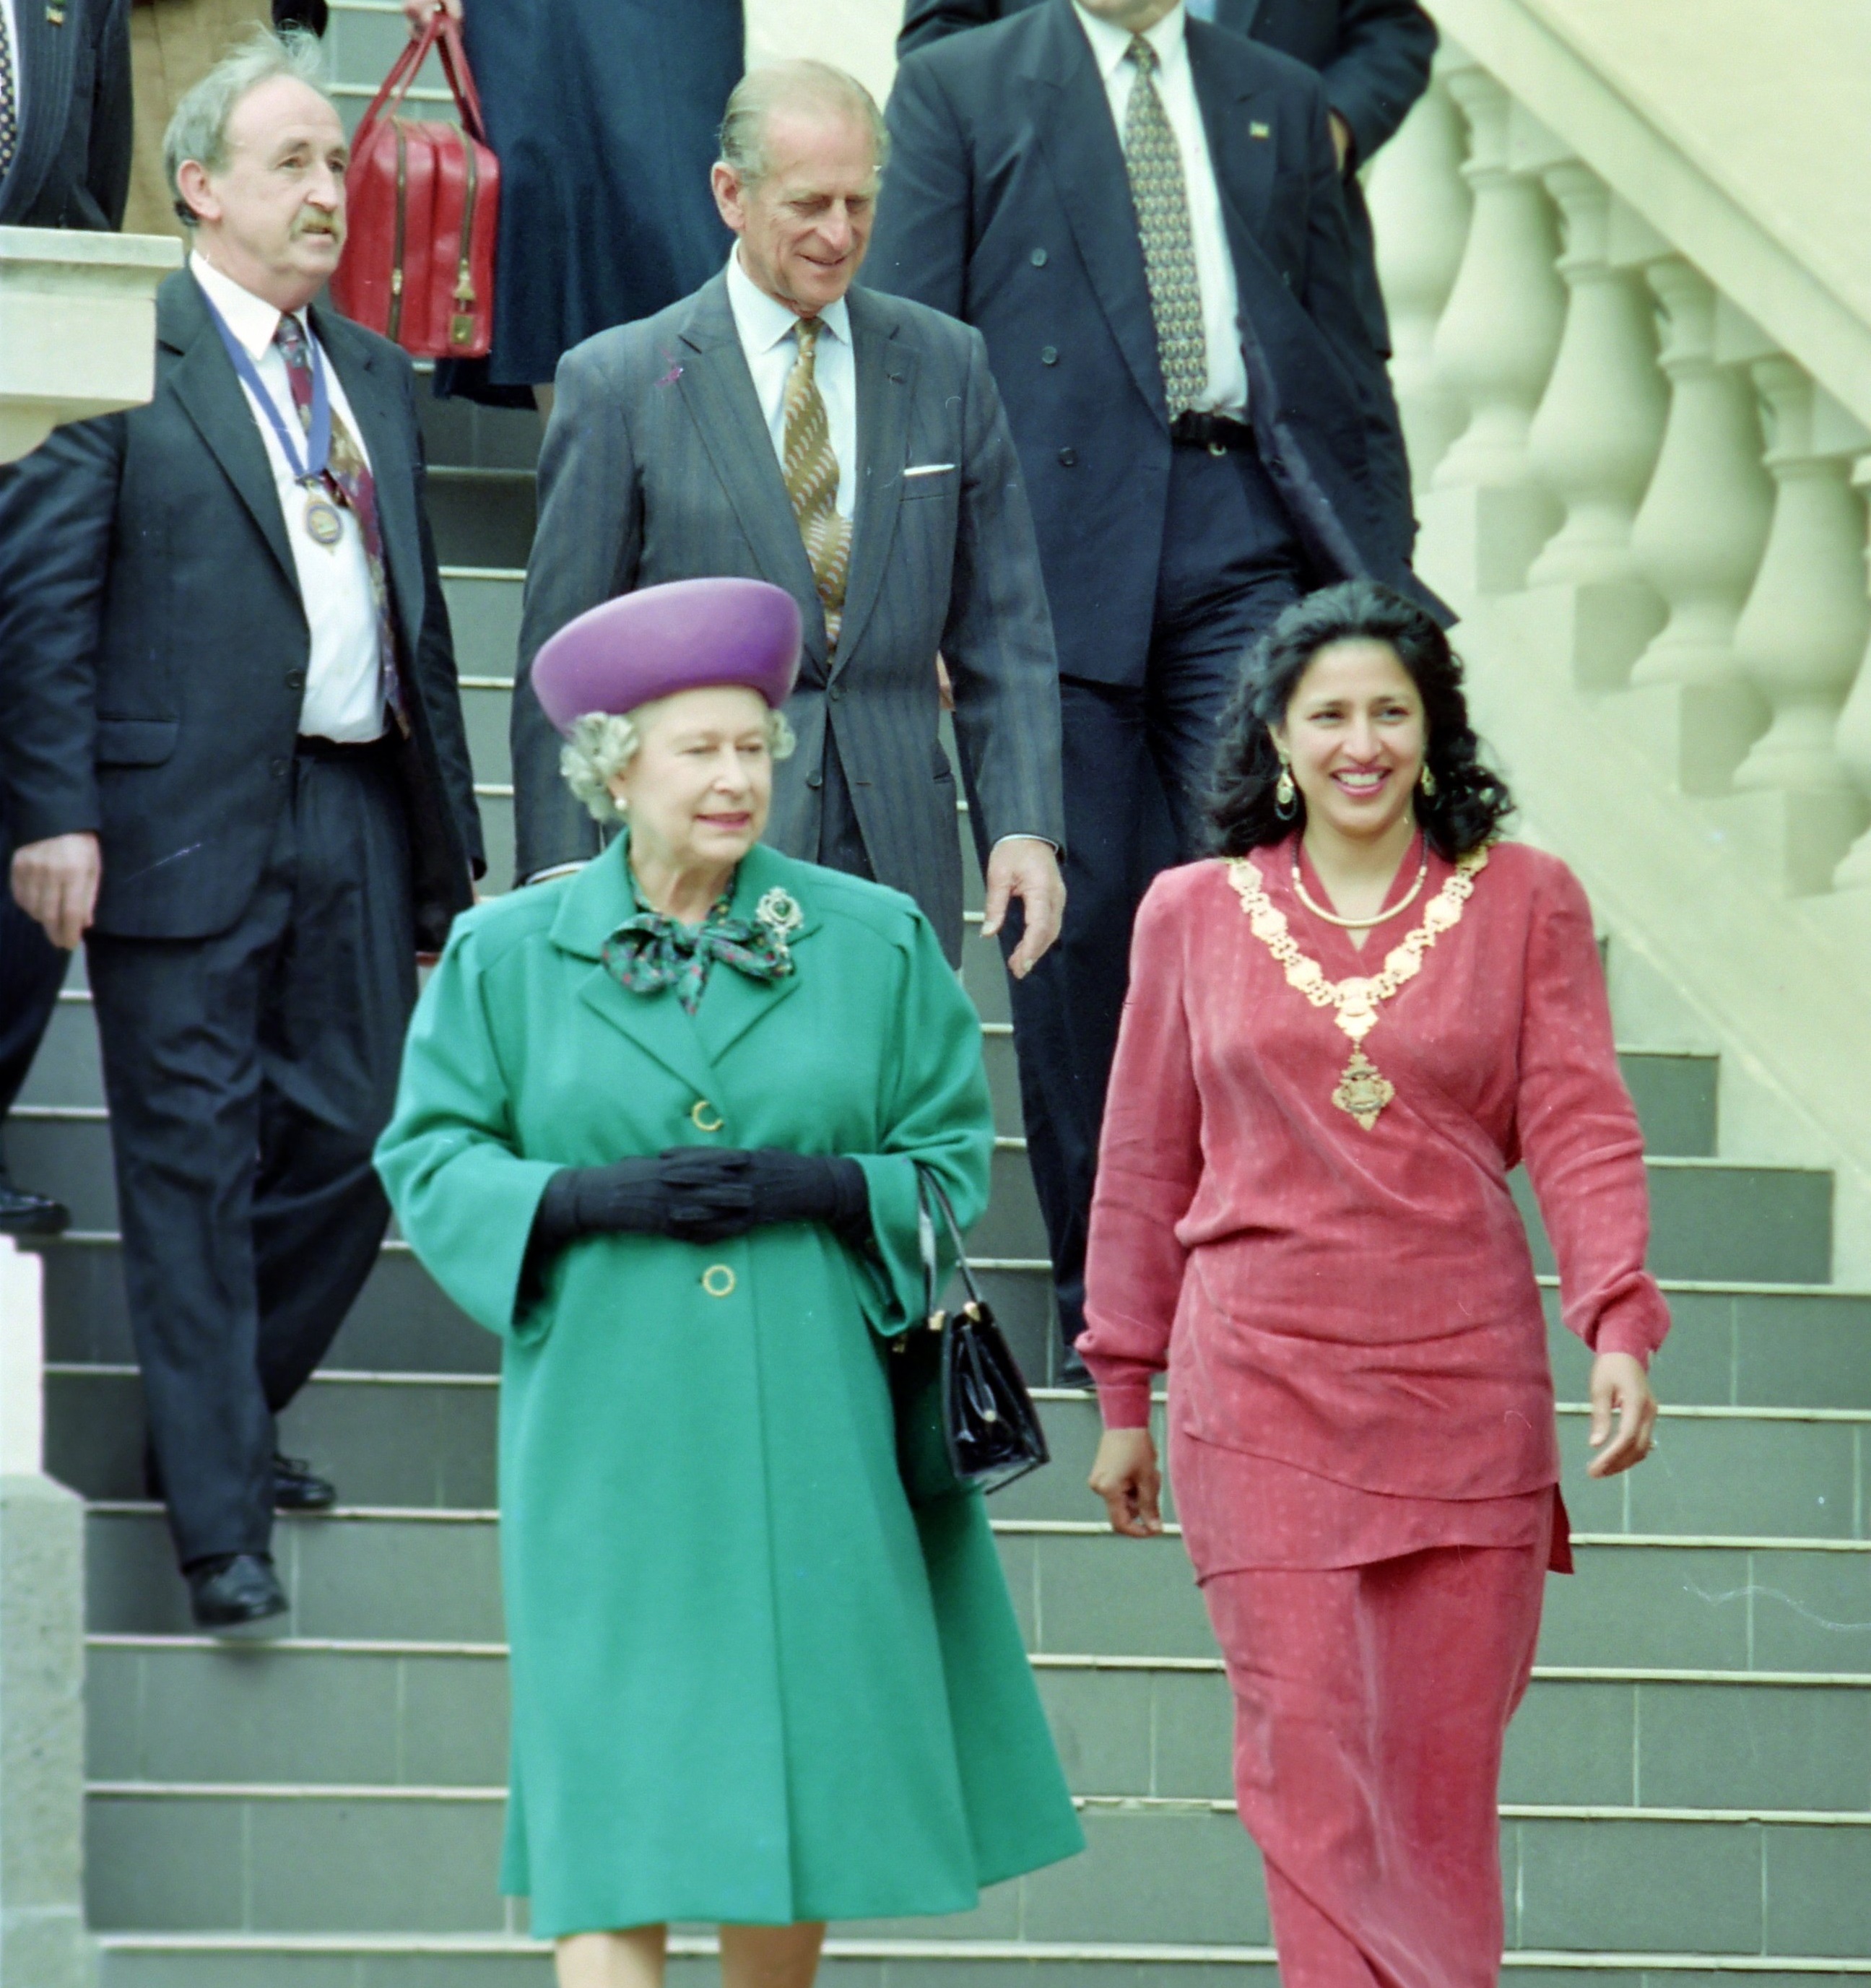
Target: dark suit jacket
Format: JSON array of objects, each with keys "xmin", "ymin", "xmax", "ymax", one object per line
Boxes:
[
  {"xmin": 869, "ymin": 0, "xmax": 1439, "ymax": 693},
  {"xmin": 898, "ymin": 0, "xmax": 1436, "ymax": 352},
  {"xmin": 511, "ymin": 270, "xmax": 1065, "ymax": 963},
  {"xmin": 0, "ymin": 268, "xmax": 484, "ymax": 949},
  {"xmin": 0, "ymin": 0, "xmax": 130, "ymax": 228}
]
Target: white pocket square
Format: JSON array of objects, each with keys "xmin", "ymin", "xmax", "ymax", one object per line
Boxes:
[{"xmin": 902, "ymin": 463, "xmax": 958, "ymax": 478}]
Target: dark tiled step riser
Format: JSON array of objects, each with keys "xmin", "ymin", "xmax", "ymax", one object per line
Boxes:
[
  {"xmin": 79, "ymin": 1792, "xmax": 1871, "ymax": 1958},
  {"xmin": 16, "ymin": 1109, "xmax": 1820, "ymax": 1282},
  {"xmin": 45, "ymin": 1370, "xmax": 1871, "ymax": 1548},
  {"xmin": 82, "ymin": 1511, "xmax": 1871, "ymax": 1675},
  {"xmin": 84, "ymin": 1641, "xmax": 1871, "ymax": 1815}
]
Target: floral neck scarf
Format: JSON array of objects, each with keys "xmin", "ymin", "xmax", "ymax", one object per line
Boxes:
[{"xmin": 601, "ymin": 861, "xmax": 796, "ymax": 1016}]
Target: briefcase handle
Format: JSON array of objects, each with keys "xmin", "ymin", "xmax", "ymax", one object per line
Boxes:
[{"xmin": 351, "ymin": 10, "xmax": 490, "ymax": 170}]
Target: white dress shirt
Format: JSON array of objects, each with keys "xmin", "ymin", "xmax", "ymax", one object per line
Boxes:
[
  {"xmin": 725, "ymin": 246, "xmax": 858, "ymax": 520},
  {"xmin": 190, "ymin": 252, "xmax": 386, "ymax": 742},
  {"xmin": 1072, "ymin": 1, "xmax": 1249, "ymax": 417}
]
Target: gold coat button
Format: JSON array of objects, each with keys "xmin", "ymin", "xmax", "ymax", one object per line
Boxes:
[
  {"xmin": 701, "ymin": 1265, "xmax": 737, "ymax": 1298},
  {"xmin": 690, "ymin": 1099, "xmax": 724, "ymax": 1132}
]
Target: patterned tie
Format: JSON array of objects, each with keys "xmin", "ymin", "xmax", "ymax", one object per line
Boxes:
[
  {"xmin": 274, "ymin": 314, "xmax": 409, "ymax": 733},
  {"xmin": 1123, "ymin": 35, "xmax": 1208, "ymax": 421},
  {"xmin": 781, "ymin": 318, "xmax": 853, "ymax": 649},
  {"xmin": 0, "ymin": 3, "xmax": 18, "ymax": 185}
]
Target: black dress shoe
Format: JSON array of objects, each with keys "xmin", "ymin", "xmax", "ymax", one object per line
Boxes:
[
  {"xmin": 0, "ymin": 1180, "xmax": 71, "ymax": 1237},
  {"xmin": 186, "ymin": 1553, "xmax": 288, "ymax": 1633},
  {"xmin": 272, "ymin": 1454, "xmax": 337, "ymax": 1511}
]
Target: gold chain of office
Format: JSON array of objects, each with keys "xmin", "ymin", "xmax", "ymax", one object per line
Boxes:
[{"xmin": 1224, "ymin": 845, "xmax": 1489, "ymax": 1129}]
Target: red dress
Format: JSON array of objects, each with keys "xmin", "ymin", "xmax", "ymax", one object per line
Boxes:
[{"xmin": 1079, "ymin": 835, "xmax": 1669, "ymax": 1987}]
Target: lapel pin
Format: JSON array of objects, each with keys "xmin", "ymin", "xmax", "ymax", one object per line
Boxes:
[
  {"xmin": 45, "ymin": 3, "xmax": 67, "ymax": 21},
  {"xmin": 1249, "ymin": 120, "xmax": 1271, "ymax": 140}
]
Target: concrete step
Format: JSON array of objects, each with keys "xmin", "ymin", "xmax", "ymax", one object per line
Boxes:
[
  {"xmin": 82, "ymin": 1633, "xmax": 1871, "ymax": 1817},
  {"xmin": 77, "ymin": 1779, "xmax": 1871, "ymax": 1956},
  {"xmin": 44, "ymin": 1367, "xmax": 1871, "ymax": 1550},
  {"xmin": 11, "ymin": 1106, "xmax": 1820, "ymax": 1282},
  {"xmin": 79, "ymin": 1505, "xmax": 1871, "ymax": 1677}
]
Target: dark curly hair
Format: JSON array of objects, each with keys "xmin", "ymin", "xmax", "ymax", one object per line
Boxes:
[{"xmin": 1207, "ymin": 579, "xmax": 1514, "ymax": 860}]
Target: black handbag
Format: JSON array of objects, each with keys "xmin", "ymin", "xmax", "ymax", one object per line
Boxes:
[{"xmin": 890, "ymin": 1167, "xmax": 1050, "ymax": 1503}]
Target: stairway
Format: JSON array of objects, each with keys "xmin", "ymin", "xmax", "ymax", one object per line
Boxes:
[{"xmin": 12, "ymin": 6, "xmax": 1871, "ymax": 1966}]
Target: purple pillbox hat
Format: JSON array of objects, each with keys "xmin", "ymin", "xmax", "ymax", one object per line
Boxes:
[{"xmin": 531, "ymin": 578, "xmax": 804, "ymax": 737}]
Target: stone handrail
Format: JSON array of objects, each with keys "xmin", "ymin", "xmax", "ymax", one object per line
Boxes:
[{"xmin": 1369, "ymin": 1, "xmax": 1871, "ymax": 1269}]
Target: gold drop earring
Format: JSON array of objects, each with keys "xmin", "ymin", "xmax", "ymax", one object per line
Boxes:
[
  {"xmin": 1274, "ymin": 750, "xmax": 1298, "ymax": 819},
  {"xmin": 1418, "ymin": 763, "xmax": 1437, "ymax": 800}
]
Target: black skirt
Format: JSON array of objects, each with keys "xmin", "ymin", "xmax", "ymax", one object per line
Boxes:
[{"xmin": 439, "ymin": 0, "xmax": 742, "ymax": 402}]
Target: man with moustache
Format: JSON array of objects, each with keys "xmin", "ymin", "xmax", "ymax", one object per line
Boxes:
[
  {"xmin": 0, "ymin": 28, "xmax": 482, "ymax": 1631},
  {"xmin": 509, "ymin": 61, "xmax": 1066, "ymax": 980},
  {"xmin": 869, "ymin": 0, "xmax": 1442, "ymax": 1371}
]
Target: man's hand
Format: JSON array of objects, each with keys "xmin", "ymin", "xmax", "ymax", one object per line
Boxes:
[
  {"xmin": 1329, "ymin": 110, "xmax": 1354, "ymax": 175},
  {"xmin": 1089, "ymin": 1426, "xmax": 1163, "ymax": 1538},
  {"xmin": 12, "ymin": 833, "xmax": 100, "ymax": 950},
  {"xmin": 1586, "ymin": 1351, "xmax": 1658, "ymax": 1478},
  {"xmin": 401, "ymin": 0, "xmax": 461, "ymax": 27},
  {"xmin": 981, "ymin": 837, "xmax": 1064, "ymax": 980}
]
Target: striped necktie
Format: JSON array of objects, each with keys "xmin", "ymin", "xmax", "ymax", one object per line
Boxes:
[
  {"xmin": 274, "ymin": 314, "xmax": 409, "ymax": 733},
  {"xmin": 1123, "ymin": 35, "xmax": 1208, "ymax": 421},
  {"xmin": 781, "ymin": 318, "xmax": 853, "ymax": 650},
  {"xmin": 0, "ymin": 4, "xmax": 19, "ymax": 185}
]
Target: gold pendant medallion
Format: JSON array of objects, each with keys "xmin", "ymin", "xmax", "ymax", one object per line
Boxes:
[{"xmin": 1225, "ymin": 845, "xmax": 1488, "ymax": 1130}]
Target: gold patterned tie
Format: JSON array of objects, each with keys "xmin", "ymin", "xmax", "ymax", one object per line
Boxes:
[
  {"xmin": 1123, "ymin": 35, "xmax": 1208, "ymax": 421},
  {"xmin": 781, "ymin": 318, "xmax": 853, "ymax": 648}
]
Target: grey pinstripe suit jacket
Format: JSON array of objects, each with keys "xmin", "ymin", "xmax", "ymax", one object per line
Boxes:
[{"xmin": 510, "ymin": 270, "xmax": 1065, "ymax": 962}]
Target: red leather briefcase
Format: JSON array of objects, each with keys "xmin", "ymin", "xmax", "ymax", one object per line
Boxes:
[{"xmin": 331, "ymin": 14, "xmax": 498, "ymax": 360}]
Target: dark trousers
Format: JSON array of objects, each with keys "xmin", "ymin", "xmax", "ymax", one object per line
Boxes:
[
  {"xmin": 87, "ymin": 744, "xmax": 417, "ymax": 1567},
  {"xmin": 0, "ymin": 823, "xmax": 69, "ymax": 1179},
  {"xmin": 1007, "ymin": 441, "xmax": 1305, "ymax": 1356}
]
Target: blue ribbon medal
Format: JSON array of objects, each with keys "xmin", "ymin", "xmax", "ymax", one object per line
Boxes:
[{"xmin": 204, "ymin": 295, "xmax": 346, "ymax": 552}]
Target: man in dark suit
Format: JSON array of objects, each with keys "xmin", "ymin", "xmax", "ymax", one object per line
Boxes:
[
  {"xmin": 511, "ymin": 59, "xmax": 1066, "ymax": 974},
  {"xmin": 0, "ymin": 0, "xmax": 133, "ymax": 1236},
  {"xmin": 898, "ymin": 0, "xmax": 1436, "ymax": 355},
  {"xmin": 869, "ymin": 0, "xmax": 1443, "ymax": 1364},
  {"xmin": 0, "ymin": 30, "xmax": 482, "ymax": 1631}
]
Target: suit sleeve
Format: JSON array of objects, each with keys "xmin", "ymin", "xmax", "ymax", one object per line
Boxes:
[
  {"xmin": 1079, "ymin": 879, "xmax": 1204, "ymax": 1428},
  {"xmin": 89, "ymin": 0, "xmax": 133, "ymax": 229},
  {"xmin": 898, "ymin": 0, "xmax": 1005, "ymax": 54},
  {"xmin": 1514, "ymin": 861, "xmax": 1671, "ymax": 1366},
  {"xmin": 0, "ymin": 415, "xmax": 126, "ymax": 845},
  {"xmin": 869, "ymin": 51, "xmax": 973, "ymax": 320},
  {"xmin": 373, "ymin": 923, "xmax": 563, "ymax": 1343},
  {"xmin": 848, "ymin": 908, "xmax": 997, "ymax": 1337},
  {"xmin": 943, "ymin": 330, "xmax": 1065, "ymax": 852},
  {"xmin": 1320, "ymin": 0, "xmax": 1436, "ymax": 170},
  {"xmin": 511, "ymin": 339, "xmax": 644, "ymax": 881},
  {"xmin": 402, "ymin": 360, "xmax": 486, "ymax": 876}
]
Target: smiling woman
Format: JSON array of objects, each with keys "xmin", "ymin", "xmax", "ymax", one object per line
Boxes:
[{"xmin": 1079, "ymin": 578, "xmax": 1670, "ymax": 1987}]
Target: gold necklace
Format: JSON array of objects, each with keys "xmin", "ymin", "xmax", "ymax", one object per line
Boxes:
[
  {"xmin": 1226, "ymin": 845, "xmax": 1489, "ymax": 1129},
  {"xmin": 1290, "ymin": 849, "xmax": 1429, "ymax": 929}
]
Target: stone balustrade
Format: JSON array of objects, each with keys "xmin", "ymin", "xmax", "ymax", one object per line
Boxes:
[{"xmin": 1373, "ymin": 42, "xmax": 1871, "ymax": 900}]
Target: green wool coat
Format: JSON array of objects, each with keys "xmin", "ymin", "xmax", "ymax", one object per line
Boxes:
[{"xmin": 374, "ymin": 839, "xmax": 1082, "ymax": 1938}]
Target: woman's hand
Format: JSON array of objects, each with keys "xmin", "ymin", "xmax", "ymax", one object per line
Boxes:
[
  {"xmin": 1586, "ymin": 1351, "xmax": 1658, "ymax": 1477},
  {"xmin": 1090, "ymin": 1427, "xmax": 1163, "ymax": 1538},
  {"xmin": 401, "ymin": 0, "xmax": 461, "ymax": 29}
]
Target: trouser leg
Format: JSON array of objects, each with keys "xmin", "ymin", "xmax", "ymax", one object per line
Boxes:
[
  {"xmin": 0, "ymin": 842, "xmax": 69, "ymax": 1177},
  {"xmin": 814, "ymin": 729, "xmax": 875, "ymax": 882},
  {"xmin": 253, "ymin": 748, "xmax": 417, "ymax": 1409},
  {"xmin": 1202, "ymin": 1540, "xmax": 1548, "ymax": 1988},
  {"xmin": 88, "ymin": 891, "xmax": 290, "ymax": 1566}
]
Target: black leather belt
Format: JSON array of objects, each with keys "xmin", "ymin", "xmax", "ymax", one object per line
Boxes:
[
  {"xmin": 295, "ymin": 732, "xmax": 394, "ymax": 760},
  {"xmin": 1171, "ymin": 409, "xmax": 1256, "ymax": 455}
]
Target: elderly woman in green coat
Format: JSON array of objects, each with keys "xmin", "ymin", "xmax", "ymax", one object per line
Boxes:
[{"xmin": 375, "ymin": 578, "xmax": 1082, "ymax": 1988}]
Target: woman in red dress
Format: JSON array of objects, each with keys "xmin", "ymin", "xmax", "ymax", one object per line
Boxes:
[{"xmin": 1080, "ymin": 579, "xmax": 1668, "ymax": 1987}]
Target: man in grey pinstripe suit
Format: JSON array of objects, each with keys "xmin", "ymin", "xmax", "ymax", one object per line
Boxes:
[{"xmin": 509, "ymin": 60, "xmax": 1067, "ymax": 972}]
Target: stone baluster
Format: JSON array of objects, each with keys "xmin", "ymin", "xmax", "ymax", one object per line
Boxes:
[
  {"xmin": 1524, "ymin": 165, "xmax": 1667, "ymax": 593},
  {"xmin": 1826, "ymin": 455, "xmax": 1871, "ymax": 889},
  {"xmin": 1420, "ymin": 69, "xmax": 1564, "ymax": 593},
  {"xmin": 1728, "ymin": 357, "xmax": 1870, "ymax": 886},
  {"xmin": 1366, "ymin": 71, "xmax": 1471, "ymax": 493}
]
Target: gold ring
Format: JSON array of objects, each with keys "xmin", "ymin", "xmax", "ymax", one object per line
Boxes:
[
  {"xmin": 691, "ymin": 1100, "xmax": 724, "ymax": 1132},
  {"xmin": 701, "ymin": 1264, "xmax": 737, "ymax": 1298}
]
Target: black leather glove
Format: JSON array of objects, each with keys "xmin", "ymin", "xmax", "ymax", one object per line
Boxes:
[
  {"xmin": 531, "ymin": 1151, "xmax": 754, "ymax": 1251},
  {"xmin": 743, "ymin": 1150, "xmax": 872, "ymax": 1246}
]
